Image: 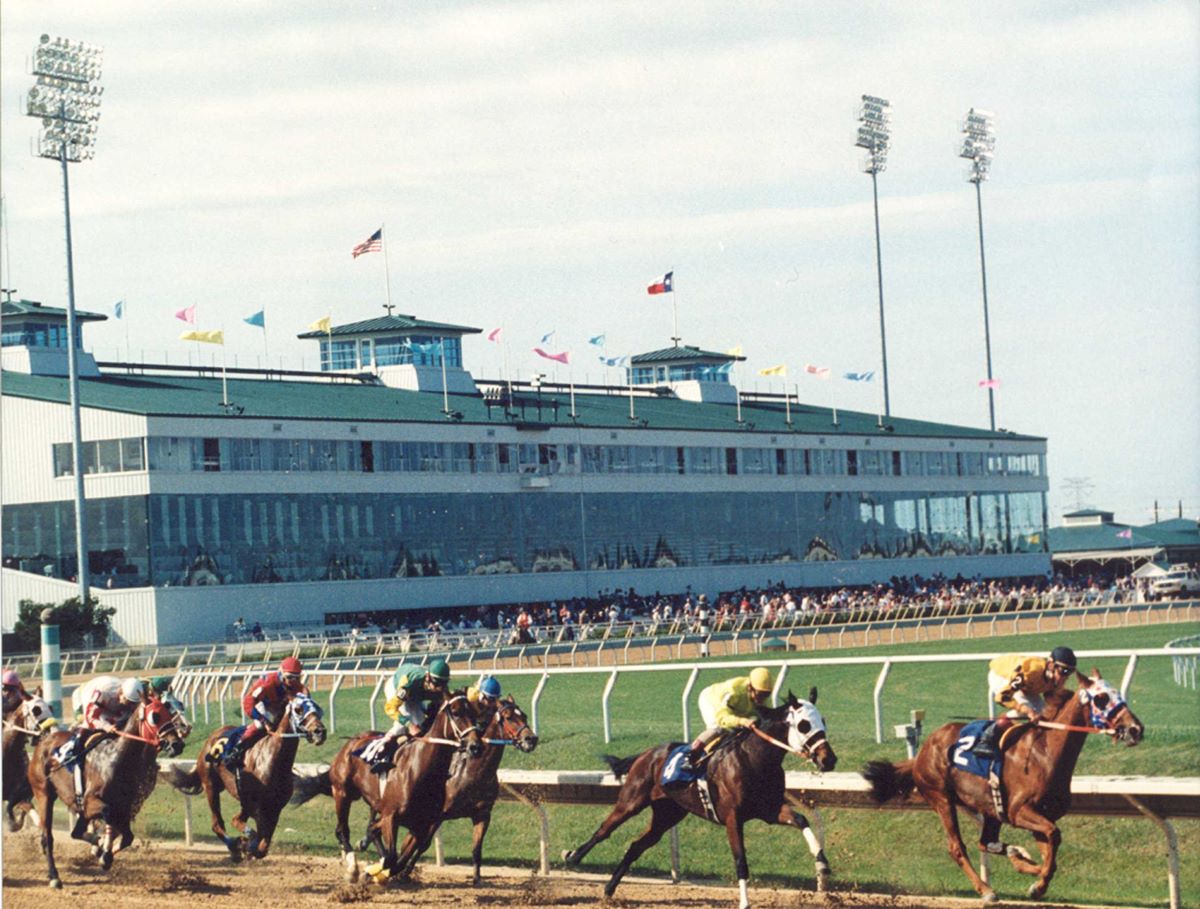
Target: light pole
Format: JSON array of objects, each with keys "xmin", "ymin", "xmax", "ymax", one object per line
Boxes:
[
  {"xmin": 855, "ymin": 94, "xmax": 892, "ymax": 417},
  {"xmin": 25, "ymin": 34, "xmax": 104, "ymax": 602},
  {"xmin": 960, "ymin": 108, "xmax": 997, "ymax": 430}
]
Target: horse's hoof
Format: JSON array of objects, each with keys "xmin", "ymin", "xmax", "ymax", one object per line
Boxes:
[
  {"xmin": 560, "ymin": 849, "xmax": 576, "ymax": 865},
  {"xmin": 91, "ymin": 844, "xmax": 102, "ymax": 858},
  {"xmin": 981, "ymin": 890, "xmax": 997, "ymax": 904},
  {"xmin": 1028, "ymin": 883, "xmax": 1046, "ymax": 900},
  {"xmin": 1007, "ymin": 844, "xmax": 1033, "ymax": 863},
  {"xmin": 100, "ymin": 852, "xmax": 113, "ymax": 871},
  {"xmin": 49, "ymin": 879, "xmax": 62, "ymax": 890},
  {"xmin": 816, "ymin": 869, "xmax": 830, "ymax": 893}
]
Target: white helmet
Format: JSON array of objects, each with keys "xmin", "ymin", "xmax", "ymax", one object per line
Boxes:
[{"xmin": 120, "ymin": 678, "xmax": 144, "ymax": 702}]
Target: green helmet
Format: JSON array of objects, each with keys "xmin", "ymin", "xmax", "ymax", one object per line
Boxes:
[
  {"xmin": 427, "ymin": 658, "xmax": 451, "ymax": 683},
  {"xmin": 149, "ymin": 676, "xmax": 173, "ymax": 694}
]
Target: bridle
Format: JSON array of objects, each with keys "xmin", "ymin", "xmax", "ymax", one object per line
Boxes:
[
  {"xmin": 426, "ymin": 695, "xmax": 482, "ymax": 750},
  {"xmin": 750, "ymin": 701, "xmax": 828, "ymax": 764},
  {"xmin": 486, "ymin": 701, "xmax": 532, "ymax": 747},
  {"xmin": 284, "ymin": 694, "xmax": 324, "ymax": 741}
]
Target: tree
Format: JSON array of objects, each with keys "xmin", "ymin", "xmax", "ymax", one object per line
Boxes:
[{"xmin": 11, "ymin": 596, "xmax": 117, "ymax": 652}]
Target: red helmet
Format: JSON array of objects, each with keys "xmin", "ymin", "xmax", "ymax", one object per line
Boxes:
[
  {"xmin": 2, "ymin": 669, "xmax": 20, "ymax": 688},
  {"xmin": 280, "ymin": 657, "xmax": 303, "ymax": 676}
]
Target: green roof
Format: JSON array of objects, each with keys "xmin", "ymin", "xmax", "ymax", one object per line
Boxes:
[
  {"xmin": 631, "ymin": 344, "xmax": 744, "ymax": 365},
  {"xmin": 1, "ymin": 298, "xmax": 107, "ymax": 322},
  {"xmin": 1048, "ymin": 517, "xmax": 1199, "ymax": 554},
  {"xmin": 296, "ymin": 313, "xmax": 480, "ymax": 339},
  {"xmin": 1, "ymin": 369, "xmax": 1041, "ymax": 441}
]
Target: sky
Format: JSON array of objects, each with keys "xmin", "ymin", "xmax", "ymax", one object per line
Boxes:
[{"xmin": 1, "ymin": 2, "xmax": 1197, "ymax": 526}]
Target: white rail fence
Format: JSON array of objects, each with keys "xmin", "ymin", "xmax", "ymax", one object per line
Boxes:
[
  {"xmin": 172, "ymin": 648, "xmax": 1200, "ymax": 749},
  {"xmin": 155, "ymin": 761, "xmax": 1198, "ymax": 909}
]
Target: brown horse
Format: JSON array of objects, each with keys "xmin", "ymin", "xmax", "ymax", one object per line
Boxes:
[
  {"xmin": 862, "ymin": 669, "xmax": 1144, "ymax": 903},
  {"xmin": 563, "ymin": 689, "xmax": 837, "ymax": 909},
  {"xmin": 28, "ymin": 695, "xmax": 189, "ymax": 887},
  {"xmin": 392, "ymin": 693, "xmax": 539, "ymax": 884},
  {"xmin": 2, "ymin": 692, "xmax": 55, "ymax": 831},
  {"xmin": 165, "ymin": 692, "xmax": 325, "ymax": 860},
  {"xmin": 289, "ymin": 690, "xmax": 485, "ymax": 882}
]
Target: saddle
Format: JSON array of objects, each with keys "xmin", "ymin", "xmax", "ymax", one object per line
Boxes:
[{"xmin": 952, "ymin": 720, "xmax": 1034, "ymax": 823}]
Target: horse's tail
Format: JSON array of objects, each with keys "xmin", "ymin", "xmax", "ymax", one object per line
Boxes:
[
  {"xmin": 600, "ymin": 753, "xmax": 638, "ymax": 780},
  {"xmin": 163, "ymin": 759, "xmax": 203, "ymax": 796},
  {"xmin": 289, "ymin": 766, "xmax": 332, "ymax": 806},
  {"xmin": 861, "ymin": 758, "xmax": 915, "ymax": 804}
]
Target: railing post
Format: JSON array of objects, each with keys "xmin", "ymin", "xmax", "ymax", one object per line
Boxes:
[
  {"xmin": 1124, "ymin": 795, "xmax": 1181, "ymax": 909},
  {"xmin": 500, "ymin": 782, "xmax": 550, "ymax": 875},
  {"xmin": 873, "ymin": 660, "xmax": 892, "ymax": 744},
  {"xmin": 202, "ymin": 673, "xmax": 219, "ymax": 724},
  {"xmin": 367, "ymin": 674, "xmax": 387, "ymax": 730},
  {"xmin": 218, "ymin": 676, "xmax": 234, "ymax": 725},
  {"xmin": 771, "ymin": 664, "xmax": 789, "ymax": 705},
  {"xmin": 530, "ymin": 672, "xmax": 549, "ymax": 736},
  {"xmin": 328, "ymin": 673, "xmax": 344, "ymax": 734},
  {"xmin": 681, "ymin": 667, "xmax": 700, "ymax": 741},
  {"xmin": 1119, "ymin": 654, "xmax": 1139, "ymax": 701},
  {"xmin": 601, "ymin": 669, "xmax": 618, "ymax": 744},
  {"xmin": 176, "ymin": 647, "xmax": 189, "ymax": 670}
]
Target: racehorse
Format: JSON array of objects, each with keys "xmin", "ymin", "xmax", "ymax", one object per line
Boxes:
[
  {"xmin": 27, "ymin": 694, "xmax": 189, "ymax": 887},
  {"xmin": 166, "ymin": 692, "xmax": 325, "ymax": 861},
  {"xmin": 392, "ymin": 693, "xmax": 539, "ymax": 884},
  {"xmin": 2, "ymin": 692, "xmax": 55, "ymax": 831},
  {"xmin": 861, "ymin": 669, "xmax": 1144, "ymax": 903},
  {"xmin": 563, "ymin": 689, "xmax": 837, "ymax": 909},
  {"xmin": 289, "ymin": 689, "xmax": 485, "ymax": 882}
]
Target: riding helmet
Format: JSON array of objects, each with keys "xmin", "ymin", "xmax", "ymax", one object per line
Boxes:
[
  {"xmin": 280, "ymin": 656, "xmax": 303, "ymax": 676},
  {"xmin": 120, "ymin": 678, "xmax": 145, "ymax": 702},
  {"xmin": 428, "ymin": 658, "xmax": 451, "ymax": 683},
  {"xmin": 478, "ymin": 675, "xmax": 502, "ymax": 699},
  {"xmin": 748, "ymin": 667, "xmax": 774, "ymax": 692},
  {"xmin": 1049, "ymin": 646, "xmax": 1077, "ymax": 670},
  {"xmin": 1, "ymin": 669, "xmax": 20, "ymax": 688}
]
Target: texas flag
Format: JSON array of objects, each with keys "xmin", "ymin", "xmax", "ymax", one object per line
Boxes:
[{"xmin": 647, "ymin": 272, "xmax": 673, "ymax": 295}]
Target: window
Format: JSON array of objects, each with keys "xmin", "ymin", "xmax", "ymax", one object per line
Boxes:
[{"xmin": 202, "ymin": 438, "xmax": 221, "ymax": 472}]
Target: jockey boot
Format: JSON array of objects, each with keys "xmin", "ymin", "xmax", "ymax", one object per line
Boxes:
[
  {"xmin": 971, "ymin": 721, "xmax": 1004, "ymax": 761},
  {"xmin": 222, "ymin": 726, "xmax": 261, "ymax": 770},
  {"xmin": 368, "ymin": 737, "xmax": 400, "ymax": 775}
]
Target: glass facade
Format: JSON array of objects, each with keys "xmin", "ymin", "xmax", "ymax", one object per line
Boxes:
[
  {"xmin": 2, "ymin": 489, "xmax": 1048, "ymax": 589},
  {"xmin": 1, "ymin": 320, "xmax": 82, "ymax": 349},
  {"xmin": 319, "ymin": 335, "xmax": 463, "ymax": 371},
  {"xmin": 629, "ymin": 363, "xmax": 732, "ymax": 385}
]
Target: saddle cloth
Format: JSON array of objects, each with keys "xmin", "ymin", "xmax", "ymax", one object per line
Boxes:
[
  {"xmin": 660, "ymin": 744, "xmax": 704, "ymax": 787},
  {"xmin": 951, "ymin": 720, "xmax": 1003, "ymax": 782}
]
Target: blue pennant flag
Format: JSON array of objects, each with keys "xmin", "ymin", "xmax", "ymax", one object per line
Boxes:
[
  {"xmin": 244, "ymin": 309, "xmax": 265, "ymax": 329},
  {"xmin": 589, "ymin": 334, "xmax": 606, "ymax": 347},
  {"xmin": 843, "ymin": 371, "xmax": 875, "ymax": 382},
  {"xmin": 599, "ymin": 355, "xmax": 628, "ymax": 367},
  {"xmin": 113, "ymin": 300, "xmax": 124, "ymax": 319},
  {"xmin": 540, "ymin": 330, "xmax": 556, "ymax": 344}
]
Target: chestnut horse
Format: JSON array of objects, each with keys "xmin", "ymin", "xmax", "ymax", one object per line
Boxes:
[
  {"xmin": 166, "ymin": 692, "xmax": 325, "ymax": 860},
  {"xmin": 2, "ymin": 693, "xmax": 55, "ymax": 831},
  {"xmin": 563, "ymin": 689, "xmax": 837, "ymax": 909},
  {"xmin": 290, "ymin": 690, "xmax": 484, "ymax": 882},
  {"xmin": 392, "ymin": 693, "xmax": 539, "ymax": 884},
  {"xmin": 28, "ymin": 695, "xmax": 189, "ymax": 887},
  {"xmin": 862, "ymin": 669, "xmax": 1144, "ymax": 903}
]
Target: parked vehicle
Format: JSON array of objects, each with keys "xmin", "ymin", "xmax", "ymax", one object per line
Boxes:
[{"xmin": 1150, "ymin": 565, "xmax": 1200, "ymax": 598}]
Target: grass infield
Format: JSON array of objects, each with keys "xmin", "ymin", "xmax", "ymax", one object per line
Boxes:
[{"xmin": 122, "ymin": 622, "xmax": 1198, "ymax": 904}]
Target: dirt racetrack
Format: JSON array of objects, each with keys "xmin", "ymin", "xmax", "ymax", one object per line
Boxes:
[{"xmin": 1, "ymin": 828, "xmax": 1105, "ymax": 909}]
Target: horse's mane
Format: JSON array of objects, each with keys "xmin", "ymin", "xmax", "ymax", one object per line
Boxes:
[{"xmin": 1041, "ymin": 685, "xmax": 1077, "ymax": 721}]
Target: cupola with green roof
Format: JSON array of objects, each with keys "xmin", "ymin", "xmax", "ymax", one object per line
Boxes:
[
  {"xmin": 627, "ymin": 342, "xmax": 744, "ymax": 403},
  {"xmin": 297, "ymin": 309, "xmax": 482, "ymax": 393},
  {"xmin": 0, "ymin": 297, "xmax": 106, "ymax": 377}
]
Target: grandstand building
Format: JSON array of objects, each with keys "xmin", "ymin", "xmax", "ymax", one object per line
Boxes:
[{"xmin": 1, "ymin": 299, "xmax": 1051, "ymax": 644}]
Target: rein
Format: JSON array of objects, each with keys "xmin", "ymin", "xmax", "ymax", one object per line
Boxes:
[
  {"xmin": 2, "ymin": 719, "xmax": 40, "ymax": 736},
  {"xmin": 749, "ymin": 723, "xmax": 809, "ymax": 757},
  {"xmin": 1032, "ymin": 719, "xmax": 1115, "ymax": 736}
]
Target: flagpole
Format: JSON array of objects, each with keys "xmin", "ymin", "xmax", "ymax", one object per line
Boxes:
[
  {"xmin": 261, "ymin": 307, "xmax": 269, "ymax": 365},
  {"xmin": 671, "ymin": 267, "xmax": 679, "ymax": 346},
  {"xmin": 381, "ymin": 224, "xmax": 393, "ymax": 312},
  {"xmin": 221, "ymin": 323, "xmax": 228, "ymax": 407},
  {"xmin": 122, "ymin": 298, "xmax": 130, "ymax": 360},
  {"xmin": 785, "ymin": 376, "xmax": 792, "ymax": 426},
  {"xmin": 569, "ymin": 366, "xmax": 577, "ymax": 419},
  {"xmin": 439, "ymin": 337, "xmax": 450, "ymax": 414}
]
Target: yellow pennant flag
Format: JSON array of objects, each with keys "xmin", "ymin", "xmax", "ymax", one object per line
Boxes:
[
  {"xmin": 726, "ymin": 344, "xmax": 743, "ymax": 357},
  {"xmin": 308, "ymin": 315, "xmax": 332, "ymax": 334},
  {"xmin": 759, "ymin": 364, "xmax": 787, "ymax": 377},
  {"xmin": 179, "ymin": 329, "xmax": 224, "ymax": 345},
  {"xmin": 1028, "ymin": 533, "xmax": 1041, "ymax": 545}
]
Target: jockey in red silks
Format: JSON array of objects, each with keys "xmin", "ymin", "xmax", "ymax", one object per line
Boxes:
[
  {"xmin": 220, "ymin": 657, "xmax": 308, "ymax": 769},
  {"xmin": 2, "ymin": 669, "xmax": 33, "ymax": 715}
]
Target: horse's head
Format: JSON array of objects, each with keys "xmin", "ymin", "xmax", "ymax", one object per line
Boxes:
[
  {"xmin": 442, "ymin": 692, "xmax": 484, "ymax": 758},
  {"xmin": 19, "ymin": 694, "xmax": 58, "ymax": 739},
  {"xmin": 1077, "ymin": 669, "xmax": 1144, "ymax": 746},
  {"xmin": 781, "ymin": 687, "xmax": 837, "ymax": 772},
  {"xmin": 288, "ymin": 694, "xmax": 327, "ymax": 746},
  {"xmin": 495, "ymin": 695, "xmax": 538, "ymax": 753},
  {"xmin": 141, "ymin": 695, "xmax": 188, "ymax": 757}
]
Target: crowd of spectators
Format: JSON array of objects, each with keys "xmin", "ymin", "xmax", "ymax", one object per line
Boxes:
[{"xmin": 322, "ymin": 571, "xmax": 1158, "ymax": 644}]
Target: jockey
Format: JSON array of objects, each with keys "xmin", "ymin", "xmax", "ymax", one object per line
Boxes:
[
  {"xmin": 220, "ymin": 657, "xmax": 308, "ymax": 769},
  {"xmin": 467, "ymin": 674, "xmax": 503, "ymax": 716},
  {"xmin": 360, "ymin": 658, "xmax": 451, "ymax": 771},
  {"xmin": 680, "ymin": 666, "xmax": 775, "ymax": 772},
  {"xmin": 2, "ymin": 669, "xmax": 33, "ymax": 715},
  {"xmin": 53, "ymin": 676, "xmax": 144, "ymax": 768},
  {"xmin": 971, "ymin": 645, "xmax": 1077, "ymax": 759}
]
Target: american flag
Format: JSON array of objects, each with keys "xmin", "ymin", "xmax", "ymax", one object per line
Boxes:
[{"xmin": 352, "ymin": 228, "xmax": 383, "ymax": 259}]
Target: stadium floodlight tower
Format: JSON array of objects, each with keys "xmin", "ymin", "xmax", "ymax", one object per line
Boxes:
[
  {"xmin": 855, "ymin": 94, "xmax": 893, "ymax": 418},
  {"xmin": 25, "ymin": 34, "xmax": 105, "ymax": 602},
  {"xmin": 960, "ymin": 108, "xmax": 998, "ymax": 430}
]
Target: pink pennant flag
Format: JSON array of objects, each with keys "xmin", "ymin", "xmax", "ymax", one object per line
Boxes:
[
  {"xmin": 175, "ymin": 304, "xmax": 196, "ymax": 324},
  {"xmin": 1116, "ymin": 528, "xmax": 1133, "ymax": 540},
  {"xmin": 533, "ymin": 347, "xmax": 570, "ymax": 365},
  {"xmin": 978, "ymin": 378, "xmax": 1001, "ymax": 389},
  {"xmin": 804, "ymin": 364, "xmax": 830, "ymax": 379},
  {"xmin": 487, "ymin": 328, "xmax": 502, "ymax": 343}
]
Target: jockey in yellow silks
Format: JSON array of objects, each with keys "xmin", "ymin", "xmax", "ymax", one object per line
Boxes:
[
  {"xmin": 680, "ymin": 667, "xmax": 774, "ymax": 771},
  {"xmin": 971, "ymin": 645, "xmax": 1076, "ymax": 759}
]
